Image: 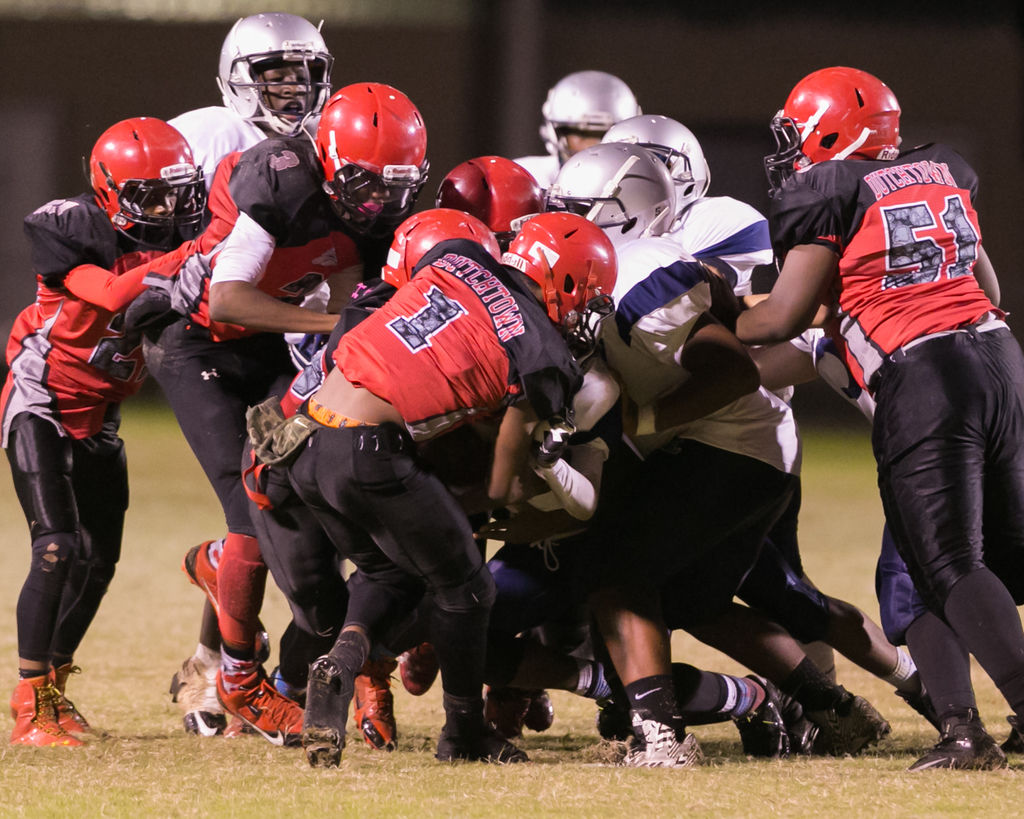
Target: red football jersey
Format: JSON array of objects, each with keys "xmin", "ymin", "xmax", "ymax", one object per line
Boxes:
[
  {"xmin": 3, "ymin": 247, "xmax": 169, "ymax": 441},
  {"xmin": 179, "ymin": 140, "xmax": 387, "ymax": 342},
  {"xmin": 333, "ymin": 240, "xmax": 581, "ymax": 440},
  {"xmin": 770, "ymin": 144, "xmax": 997, "ymax": 389}
]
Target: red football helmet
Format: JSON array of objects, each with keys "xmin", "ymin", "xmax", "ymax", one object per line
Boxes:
[
  {"xmin": 502, "ymin": 212, "xmax": 617, "ymax": 357},
  {"xmin": 434, "ymin": 156, "xmax": 543, "ymax": 251},
  {"xmin": 765, "ymin": 66, "xmax": 901, "ymax": 192},
  {"xmin": 315, "ymin": 83, "xmax": 429, "ymax": 237},
  {"xmin": 89, "ymin": 117, "xmax": 205, "ymax": 249},
  {"xmin": 381, "ymin": 208, "xmax": 500, "ymax": 288}
]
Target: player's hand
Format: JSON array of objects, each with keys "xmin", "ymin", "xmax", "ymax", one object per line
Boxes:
[{"xmin": 529, "ymin": 417, "xmax": 575, "ymax": 469}]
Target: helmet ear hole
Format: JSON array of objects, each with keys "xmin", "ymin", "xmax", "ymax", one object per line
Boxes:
[
  {"xmin": 820, "ymin": 133, "xmax": 839, "ymax": 150},
  {"xmin": 562, "ymin": 273, "xmax": 575, "ymax": 295}
]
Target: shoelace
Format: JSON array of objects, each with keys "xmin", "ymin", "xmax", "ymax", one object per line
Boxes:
[
  {"xmin": 531, "ymin": 538, "xmax": 560, "ymax": 572},
  {"xmin": 35, "ymin": 684, "xmax": 70, "ymax": 735}
]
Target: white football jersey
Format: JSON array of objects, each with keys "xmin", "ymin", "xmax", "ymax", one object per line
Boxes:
[
  {"xmin": 168, "ymin": 106, "xmax": 268, "ymax": 193},
  {"xmin": 513, "ymin": 154, "xmax": 560, "ymax": 191},
  {"xmin": 665, "ymin": 195, "xmax": 773, "ymax": 295},
  {"xmin": 603, "ymin": 235, "xmax": 800, "ymax": 474}
]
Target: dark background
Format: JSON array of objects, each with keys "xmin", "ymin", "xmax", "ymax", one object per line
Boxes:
[{"xmin": 1, "ymin": 1, "xmax": 1021, "ymax": 422}]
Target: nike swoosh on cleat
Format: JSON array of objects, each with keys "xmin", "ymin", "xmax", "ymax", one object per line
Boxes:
[
  {"xmin": 910, "ymin": 757, "xmax": 952, "ymax": 770},
  {"xmin": 633, "ymin": 687, "xmax": 662, "ymax": 701},
  {"xmin": 198, "ymin": 580, "xmax": 220, "ymax": 614},
  {"xmin": 245, "ymin": 721, "xmax": 286, "ymax": 746}
]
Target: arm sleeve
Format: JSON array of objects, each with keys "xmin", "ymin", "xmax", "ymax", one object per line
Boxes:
[
  {"xmin": 210, "ymin": 211, "xmax": 277, "ymax": 285},
  {"xmin": 63, "ymin": 245, "xmax": 189, "ymax": 312},
  {"xmin": 532, "ymin": 455, "xmax": 599, "ymax": 520}
]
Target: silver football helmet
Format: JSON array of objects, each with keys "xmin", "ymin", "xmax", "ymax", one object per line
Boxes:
[
  {"xmin": 603, "ymin": 115, "xmax": 710, "ymax": 219},
  {"xmin": 540, "ymin": 71, "xmax": 642, "ymax": 164},
  {"xmin": 217, "ymin": 13, "xmax": 333, "ymax": 137},
  {"xmin": 545, "ymin": 143, "xmax": 675, "ymax": 249}
]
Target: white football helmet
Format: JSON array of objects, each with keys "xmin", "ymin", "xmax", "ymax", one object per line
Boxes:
[
  {"xmin": 603, "ymin": 115, "xmax": 710, "ymax": 219},
  {"xmin": 217, "ymin": 13, "xmax": 333, "ymax": 137},
  {"xmin": 545, "ymin": 143, "xmax": 675, "ymax": 249},
  {"xmin": 540, "ymin": 71, "xmax": 642, "ymax": 164}
]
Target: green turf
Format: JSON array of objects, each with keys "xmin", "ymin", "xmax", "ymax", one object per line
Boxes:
[{"xmin": 0, "ymin": 404, "xmax": 1020, "ymax": 817}]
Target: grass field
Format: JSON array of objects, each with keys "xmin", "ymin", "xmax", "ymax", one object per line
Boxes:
[{"xmin": 0, "ymin": 403, "xmax": 1021, "ymax": 817}]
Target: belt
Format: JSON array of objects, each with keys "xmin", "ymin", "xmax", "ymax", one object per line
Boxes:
[
  {"xmin": 306, "ymin": 396, "xmax": 376, "ymax": 429},
  {"xmin": 895, "ymin": 313, "xmax": 1008, "ymax": 355}
]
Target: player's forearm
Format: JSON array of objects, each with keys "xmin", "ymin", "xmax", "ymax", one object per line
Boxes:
[{"xmin": 209, "ymin": 281, "xmax": 338, "ymax": 333}]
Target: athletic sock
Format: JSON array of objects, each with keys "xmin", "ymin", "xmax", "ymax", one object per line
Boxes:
[
  {"xmin": 882, "ymin": 647, "xmax": 919, "ymax": 693},
  {"xmin": 905, "ymin": 610, "xmax": 975, "ymax": 721},
  {"xmin": 219, "ymin": 647, "xmax": 257, "ymax": 693},
  {"xmin": 574, "ymin": 659, "xmax": 612, "ymax": 700},
  {"xmin": 625, "ymin": 674, "xmax": 685, "ymax": 736},
  {"xmin": 672, "ymin": 663, "xmax": 764, "ymax": 723},
  {"xmin": 194, "ymin": 643, "xmax": 220, "ymax": 669},
  {"xmin": 943, "ymin": 568, "xmax": 1024, "ymax": 716}
]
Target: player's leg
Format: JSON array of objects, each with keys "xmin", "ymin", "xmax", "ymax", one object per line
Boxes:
[
  {"xmin": 44, "ymin": 411, "xmax": 129, "ymax": 737},
  {"xmin": 5, "ymin": 413, "xmax": 84, "ymax": 746},
  {"xmin": 874, "ymin": 332, "xmax": 1022, "ymax": 768}
]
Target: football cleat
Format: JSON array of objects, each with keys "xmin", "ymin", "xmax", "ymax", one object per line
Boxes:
[
  {"xmin": 50, "ymin": 664, "xmax": 93, "ymax": 738},
  {"xmin": 9, "ymin": 675, "xmax": 83, "ymax": 747},
  {"xmin": 435, "ymin": 722, "xmax": 529, "ymax": 763},
  {"xmin": 909, "ymin": 713, "xmax": 1007, "ymax": 771},
  {"xmin": 180, "ymin": 542, "xmax": 269, "ymax": 663},
  {"xmin": 170, "ymin": 655, "xmax": 226, "ymax": 737},
  {"xmin": 269, "ymin": 665, "xmax": 306, "ymax": 708},
  {"xmin": 806, "ymin": 689, "xmax": 890, "ymax": 756},
  {"xmin": 1001, "ymin": 715, "xmax": 1024, "ymax": 754},
  {"xmin": 303, "ymin": 655, "xmax": 354, "ymax": 768},
  {"xmin": 353, "ymin": 658, "xmax": 397, "ymax": 751},
  {"xmin": 398, "ymin": 642, "xmax": 439, "ymax": 696},
  {"xmin": 484, "ymin": 686, "xmax": 529, "ymax": 739},
  {"xmin": 734, "ymin": 675, "xmax": 791, "ymax": 758},
  {"xmin": 595, "ymin": 696, "xmax": 633, "ymax": 742},
  {"xmin": 222, "ymin": 715, "xmax": 255, "ymax": 738},
  {"xmin": 523, "ymin": 689, "xmax": 555, "ymax": 733},
  {"xmin": 182, "ymin": 540, "xmax": 220, "ymax": 611},
  {"xmin": 216, "ymin": 669, "xmax": 303, "ymax": 748},
  {"xmin": 437, "ymin": 693, "xmax": 528, "ymax": 763},
  {"xmin": 622, "ymin": 718, "xmax": 703, "ymax": 768}
]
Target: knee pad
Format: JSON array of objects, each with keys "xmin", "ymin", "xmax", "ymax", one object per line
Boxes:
[
  {"xmin": 434, "ymin": 563, "xmax": 496, "ymax": 614},
  {"xmin": 30, "ymin": 532, "xmax": 78, "ymax": 576}
]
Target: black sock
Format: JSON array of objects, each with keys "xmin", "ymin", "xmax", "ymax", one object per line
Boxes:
[
  {"xmin": 905, "ymin": 611, "xmax": 975, "ymax": 723},
  {"xmin": 625, "ymin": 674, "xmax": 684, "ymax": 733},
  {"xmin": 673, "ymin": 663, "xmax": 764, "ymax": 723},
  {"xmin": 780, "ymin": 657, "xmax": 845, "ymax": 711},
  {"xmin": 944, "ymin": 568, "xmax": 1024, "ymax": 717}
]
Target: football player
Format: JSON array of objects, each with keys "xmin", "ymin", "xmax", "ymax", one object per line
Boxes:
[
  {"xmin": 435, "ymin": 155, "xmax": 544, "ymax": 251},
  {"xmin": 144, "ymin": 83, "xmax": 427, "ymax": 748},
  {"xmin": 245, "ymin": 207, "xmax": 504, "ymax": 754},
  {"xmin": 603, "ymin": 113, "xmax": 928, "ymax": 723},
  {"xmin": 3, "ymin": 118, "xmax": 203, "ymax": 746},
  {"xmin": 514, "ymin": 70, "xmax": 641, "ymax": 190},
  {"xmin": 163, "ymin": 11, "xmax": 336, "ymax": 737},
  {"xmin": 291, "ymin": 212, "xmax": 609, "ymax": 767},
  {"xmin": 547, "ymin": 142, "xmax": 891, "ymax": 765},
  {"xmin": 737, "ymin": 65, "xmax": 1024, "ymax": 771}
]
